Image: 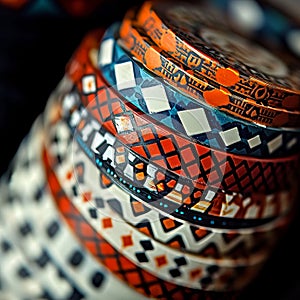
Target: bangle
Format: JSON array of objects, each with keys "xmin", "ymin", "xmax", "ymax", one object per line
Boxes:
[
  {"xmin": 119, "ymin": 15, "xmax": 300, "ymax": 128},
  {"xmin": 62, "ymin": 91, "xmax": 296, "ymax": 229},
  {"xmin": 54, "ymin": 143, "xmax": 268, "ymax": 292},
  {"xmin": 65, "ymin": 125, "xmax": 291, "ymax": 257},
  {"xmin": 99, "ymin": 23, "xmax": 300, "ymax": 157},
  {"xmin": 65, "ymin": 43, "xmax": 300, "ymax": 195},
  {"xmin": 134, "ymin": 1, "xmax": 300, "ymax": 111},
  {"xmin": 43, "ymin": 145, "xmax": 239, "ymax": 299},
  {"xmin": 0, "ymin": 115, "xmax": 145, "ymax": 300}
]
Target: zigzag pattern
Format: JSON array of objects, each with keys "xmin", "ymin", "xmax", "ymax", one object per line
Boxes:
[
  {"xmin": 70, "ymin": 140, "xmax": 287, "ymax": 258},
  {"xmin": 44, "ymin": 144, "xmax": 240, "ymax": 299},
  {"xmin": 44, "ymin": 126, "xmax": 264, "ymax": 294}
]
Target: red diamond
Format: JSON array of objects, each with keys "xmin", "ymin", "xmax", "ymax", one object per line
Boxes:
[
  {"xmin": 155, "ymin": 255, "xmax": 168, "ymax": 267},
  {"xmin": 190, "ymin": 268, "xmax": 202, "ymax": 279},
  {"xmin": 162, "ymin": 218, "xmax": 176, "ymax": 230},
  {"xmin": 122, "ymin": 235, "xmax": 133, "ymax": 247},
  {"xmin": 102, "ymin": 218, "xmax": 112, "ymax": 229}
]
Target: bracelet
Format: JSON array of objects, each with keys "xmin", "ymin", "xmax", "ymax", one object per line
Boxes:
[
  {"xmin": 55, "ymin": 146, "xmax": 268, "ymax": 292},
  {"xmin": 134, "ymin": 1, "xmax": 300, "ymax": 110},
  {"xmin": 0, "ymin": 113, "xmax": 147, "ymax": 300},
  {"xmin": 65, "ymin": 50, "xmax": 300, "ymax": 195},
  {"xmin": 99, "ymin": 23, "xmax": 300, "ymax": 157},
  {"xmin": 118, "ymin": 15, "xmax": 300, "ymax": 129},
  {"xmin": 62, "ymin": 91, "xmax": 295, "ymax": 229},
  {"xmin": 0, "ymin": 120, "xmax": 86, "ymax": 300},
  {"xmin": 43, "ymin": 145, "xmax": 239, "ymax": 299},
  {"xmin": 66, "ymin": 129, "xmax": 290, "ymax": 257}
]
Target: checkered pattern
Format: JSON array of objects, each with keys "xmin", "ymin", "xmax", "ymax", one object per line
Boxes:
[
  {"xmin": 118, "ymin": 17, "xmax": 300, "ymax": 128},
  {"xmin": 62, "ymin": 94, "xmax": 294, "ymax": 229},
  {"xmin": 64, "ymin": 33, "xmax": 300, "ymax": 195},
  {"xmin": 0, "ymin": 120, "xmax": 85, "ymax": 300},
  {"xmin": 98, "ymin": 24, "xmax": 300, "ymax": 157},
  {"xmin": 0, "ymin": 108, "xmax": 146, "ymax": 300}
]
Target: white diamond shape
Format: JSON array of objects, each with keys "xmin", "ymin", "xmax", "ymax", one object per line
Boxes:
[
  {"xmin": 219, "ymin": 127, "xmax": 241, "ymax": 146},
  {"xmin": 141, "ymin": 84, "xmax": 170, "ymax": 113},
  {"xmin": 114, "ymin": 115, "xmax": 134, "ymax": 133},
  {"xmin": 267, "ymin": 134, "xmax": 283, "ymax": 154},
  {"xmin": 99, "ymin": 38, "xmax": 114, "ymax": 66},
  {"xmin": 82, "ymin": 75, "xmax": 96, "ymax": 94},
  {"xmin": 114, "ymin": 61, "xmax": 136, "ymax": 90},
  {"xmin": 205, "ymin": 190, "xmax": 216, "ymax": 201},
  {"xmin": 287, "ymin": 138, "xmax": 297, "ymax": 149},
  {"xmin": 124, "ymin": 164, "xmax": 134, "ymax": 180},
  {"xmin": 177, "ymin": 108, "xmax": 211, "ymax": 136},
  {"xmin": 247, "ymin": 135, "xmax": 261, "ymax": 149}
]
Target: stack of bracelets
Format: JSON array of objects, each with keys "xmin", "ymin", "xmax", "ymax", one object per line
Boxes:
[{"xmin": 1, "ymin": 1, "xmax": 300, "ymax": 299}]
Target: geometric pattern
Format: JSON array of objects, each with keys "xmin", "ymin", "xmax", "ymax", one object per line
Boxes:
[
  {"xmin": 51, "ymin": 141, "xmax": 268, "ymax": 291},
  {"xmin": 0, "ymin": 226, "xmax": 49, "ymax": 300},
  {"xmin": 65, "ymin": 35, "xmax": 300, "ymax": 195},
  {"xmin": 98, "ymin": 24, "xmax": 300, "ymax": 157},
  {"xmin": 43, "ymin": 143, "xmax": 260, "ymax": 295},
  {"xmin": 42, "ymin": 147, "xmax": 242, "ymax": 299},
  {"xmin": 0, "ymin": 141, "xmax": 85, "ymax": 300},
  {"xmin": 118, "ymin": 17, "xmax": 300, "ymax": 128},
  {"xmin": 63, "ymin": 99, "xmax": 294, "ymax": 229},
  {"xmin": 0, "ymin": 115, "xmax": 145, "ymax": 300},
  {"xmin": 134, "ymin": 2, "xmax": 300, "ymax": 112},
  {"xmin": 68, "ymin": 141, "xmax": 289, "ymax": 258}
]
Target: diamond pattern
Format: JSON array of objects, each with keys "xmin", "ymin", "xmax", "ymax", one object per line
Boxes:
[
  {"xmin": 71, "ymin": 68, "xmax": 299, "ymax": 195},
  {"xmin": 178, "ymin": 108, "xmax": 211, "ymax": 135},
  {"xmin": 43, "ymin": 147, "xmax": 221, "ymax": 299},
  {"xmin": 141, "ymin": 84, "xmax": 171, "ymax": 113},
  {"xmin": 219, "ymin": 127, "xmax": 241, "ymax": 146},
  {"xmin": 114, "ymin": 61, "xmax": 136, "ymax": 90},
  {"xmin": 64, "ymin": 31, "xmax": 299, "ymax": 193},
  {"xmin": 71, "ymin": 112, "xmax": 291, "ymax": 229},
  {"xmin": 97, "ymin": 25, "xmax": 300, "ymax": 158}
]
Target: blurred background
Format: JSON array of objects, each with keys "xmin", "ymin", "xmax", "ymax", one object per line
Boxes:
[{"xmin": 0, "ymin": 0, "xmax": 299, "ymax": 299}]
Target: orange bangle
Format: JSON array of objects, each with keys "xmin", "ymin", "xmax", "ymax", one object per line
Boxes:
[{"xmin": 135, "ymin": 1, "xmax": 300, "ymax": 111}]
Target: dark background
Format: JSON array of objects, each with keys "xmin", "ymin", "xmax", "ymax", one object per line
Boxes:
[{"xmin": 0, "ymin": 1, "xmax": 299, "ymax": 299}]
